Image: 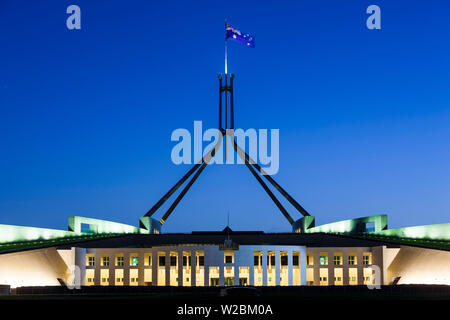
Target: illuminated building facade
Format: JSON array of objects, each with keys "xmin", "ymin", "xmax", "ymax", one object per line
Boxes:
[{"xmin": 0, "ymin": 214, "xmax": 449, "ymax": 288}]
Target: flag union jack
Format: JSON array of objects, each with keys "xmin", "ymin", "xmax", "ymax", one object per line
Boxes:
[{"xmin": 226, "ymin": 24, "xmax": 255, "ymax": 48}]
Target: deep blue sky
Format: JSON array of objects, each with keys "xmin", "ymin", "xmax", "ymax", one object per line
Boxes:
[{"xmin": 0, "ymin": 0, "xmax": 449, "ymax": 232}]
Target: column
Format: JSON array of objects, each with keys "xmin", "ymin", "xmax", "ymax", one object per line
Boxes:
[
  {"xmin": 204, "ymin": 264, "xmax": 209, "ymax": 287},
  {"xmin": 190, "ymin": 250, "xmax": 196, "ymax": 287},
  {"xmin": 94, "ymin": 251, "xmax": 101, "ymax": 286},
  {"xmin": 288, "ymin": 250, "xmax": 293, "ymax": 286},
  {"xmin": 219, "ymin": 251, "xmax": 225, "ymax": 287},
  {"xmin": 262, "ymin": 250, "xmax": 267, "ymax": 286},
  {"xmin": 300, "ymin": 249, "xmax": 307, "ymax": 286},
  {"xmin": 234, "ymin": 251, "xmax": 239, "ymax": 286},
  {"xmin": 178, "ymin": 250, "xmax": 183, "ymax": 287},
  {"xmin": 313, "ymin": 251, "xmax": 320, "ymax": 286},
  {"xmin": 151, "ymin": 249, "xmax": 158, "ymax": 286},
  {"xmin": 109, "ymin": 252, "xmax": 115, "ymax": 286},
  {"xmin": 138, "ymin": 251, "xmax": 145, "ymax": 286},
  {"xmin": 275, "ymin": 249, "xmax": 281, "ymax": 286},
  {"xmin": 124, "ymin": 252, "xmax": 130, "ymax": 286},
  {"xmin": 165, "ymin": 250, "xmax": 170, "ymax": 286}
]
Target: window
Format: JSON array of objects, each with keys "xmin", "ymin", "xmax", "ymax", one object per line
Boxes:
[
  {"xmin": 86, "ymin": 255, "xmax": 95, "ymax": 266},
  {"xmin": 254, "ymin": 256, "xmax": 260, "ymax": 266},
  {"xmin": 333, "ymin": 255, "xmax": 342, "ymax": 265},
  {"xmin": 267, "ymin": 255, "xmax": 275, "ymax": 266},
  {"xmin": 183, "ymin": 256, "xmax": 191, "ymax": 267},
  {"xmin": 306, "ymin": 254, "xmax": 313, "ymax": 266},
  {"xmin": 130, "ymin": 256, "xmax": 139, "ymax": 266},
  {"xmin": 348, "ymin": 254, "xmax": 357, "ymax": 265},
  {"xmin": 363, "ymin": 253, "xmax": 372, "ymax": 265},
  {"xmin": 116, "ymin": 256, "xmax": 124, "ymax": 266},
  {"xmin": 159, "ymin": 256, "xmax": 166, "ymax": 267},
  {"xmin": 319, "ymin": 255, "xmax": 328, "ymax": 265},
  {"xmin": 170, "ymin": 256, "xmax": 177, "ymax": 266},
  {"xmin": 101, "ymin": 256, "xmax": 109, "ymax": 267},
  {"xmin": 198, "ymin": 256, "xmax": 204, "ymax": 266},
  {"xmin": 293, "ymin": 255, "xmax": 299, "ymax": 266},
  {"xmin": 144, "ymin": 254, "xmax": 152, "ymax": 266},
  {"xmin": 281, "ymin": 255, "xmax": 288, "ymax": 266},
  {"xmin": 224, "ymin": 251, "xmax": 234, "ymax": 264}
]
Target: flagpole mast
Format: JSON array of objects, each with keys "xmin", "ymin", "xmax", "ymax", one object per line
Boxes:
[
  {"xmin": 224, "ymin": 19, "xmax": 228, "ymax": 153},
  {"xmin": 224, "ymin": 19, "xmax": 228, "ymax": 75}
]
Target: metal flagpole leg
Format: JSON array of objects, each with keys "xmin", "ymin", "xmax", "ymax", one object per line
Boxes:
[
  {"xmin": 158, "ymin": 135, "xmax": 223, "ymax": 224},
  {"xmin": 227, "ymin": 134, "xmax": 295, "ymax": 224},
  {"xmin": 232, "ymin": 137, "xmax": 311, "ymax": 217}
]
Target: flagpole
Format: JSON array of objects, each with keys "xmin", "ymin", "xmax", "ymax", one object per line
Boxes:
[
  {"xmin": 224, "ymin": 19, "xmax": 228, "ymax": 75},
  {"xmin": 224, "ymin": 19, "xmax": 228, "ymax": 157}
]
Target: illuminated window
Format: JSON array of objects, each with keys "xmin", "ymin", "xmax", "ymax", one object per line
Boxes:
[
  {"xmin": 144, "ymin": 254, "xmax": 152, "ymax": 266},
  {"xmin": 116, "ymin": 255, "xmax": 124, "ymax": 266},
  {"xmin": 349, "ymin": 268, "xmax": 358, "ymax": 285},
  {"xmin": 101, "ymin": 256, "xmax": 109, "ymax": 267},
  {"xmin": 363, "ymin": 253, "xmax": 372, "ymax": 265},
  {"xmin": 281, "ymin": 254, "xmax": 288, "ymax": 266},
  {"xmin": 333, "ymin": 254, "xmax": 342, "ymax": 265},
  {"xmin": 293, "ymin": 255, "xmax": 299, "ymax": 266},
  {"xmin": 348, "ymin": 254, "xmax": 357, "ymax": 265},
  {"xmin": 183, "ymin": 255, "xmax": 191, "ymax": 267},
  {"xmin": 319, "ymin": 255, "xmax": 328, "ymax": 265},
  {"xmin": 224, "ymin": 251, "xmax": 234, "ymax": 264},
  {"xmin": 306, "ymin": 253, "xmax": 314, "ymax": 266},
  {"xmin": 86, "ymin": 255, "xmax": 95, "ymax": 266},
  {"xmin": 130, "ymin": 255, "xmax": 139, "ymax": 267}
]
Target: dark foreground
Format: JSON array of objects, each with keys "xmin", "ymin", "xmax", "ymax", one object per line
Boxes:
[{"xmin": 1, "ymin": 285, "xmax": 449, "ymax": 318}]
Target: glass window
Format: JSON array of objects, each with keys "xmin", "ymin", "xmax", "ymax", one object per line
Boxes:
[
  {"xmin": 116, "ymin": 256, "xmax": 124, "ymax": 266},
  {"xmin": 131, "ymin": 256, "xmax": 139, "ymax": 266},
  {"xmin": 306, "ymin": 254, "xmax": 314, "ymax": 266},
  {"xmin": 87, "ymin": 256, "xmax": 95, "ymax": 266},
  {"xmin": 319, "ymin": 255, "xmax": 328, "ymax": 265},
  {"xmin": 333, "ymin": 255, "xmax": 342, "ymax": 265},
  {"xmin": 363, "ymin": 253, "xmax": 372, "ymax": 265},
  {"xmin": 348, "ymin": 255, "xmax": 356, "ymax": 265},
  {"xmin": 293, "ymin": 255, "xmax": 299, "ymax": 266},
  {"xmin": 102, "ymin": 256, "xmax": 109, "ymax": 267}
]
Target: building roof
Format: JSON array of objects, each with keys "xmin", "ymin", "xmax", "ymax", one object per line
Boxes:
[{"xmin": 1, "ymin": 228, "xmax": 450, "ymax": 255}]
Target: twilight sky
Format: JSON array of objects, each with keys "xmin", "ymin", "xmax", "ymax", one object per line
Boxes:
[{"xmin": 0, "ymin": 0, "xmax": 449, "ymax": 232}]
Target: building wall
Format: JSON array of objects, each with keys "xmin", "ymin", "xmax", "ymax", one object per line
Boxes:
[
  {"xmin": 78, "ymin": 245, "xmax": 307, "ymax": 287},
  {"xmin": 387, "ymin": 246, "xmax": 450, "ymax": 285},
  {"xmin": 0, "ymin": 248, "xmax": 69, "ymax": 288},
  {"xmin": 1, "ymin": 243, "xmax": 449, "ymax": 288},
  {"xmin": 305, "ymin": 246, "xmax": 383, "ymax": 286}
]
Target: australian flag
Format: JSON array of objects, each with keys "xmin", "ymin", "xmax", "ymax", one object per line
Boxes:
[{"xmin": 226, "ymin": 24, "xmax": 255, "ymax": 48}]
